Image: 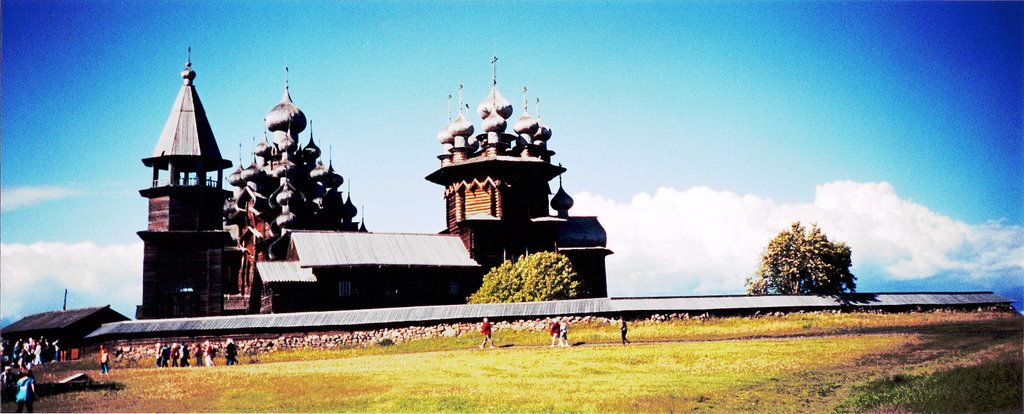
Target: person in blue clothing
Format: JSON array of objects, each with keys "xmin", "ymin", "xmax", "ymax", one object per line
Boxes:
[{"xmin": 15, "ymin": 369, "xmax": 37, "ymax": 413}]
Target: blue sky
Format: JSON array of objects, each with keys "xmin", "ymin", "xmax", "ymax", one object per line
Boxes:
[{"xmin": 2, "ymin": 1, "xmax": 1021, "ymax": 323}]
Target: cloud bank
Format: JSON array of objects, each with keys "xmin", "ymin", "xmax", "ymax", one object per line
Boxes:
[
  {"xmin": 1, "ymin": 186, "xmax": 83, "ymax": 211},
  {"xmin": 0, "ymin": 242, "xmax": 142, "ymax": 325},
  {"xmin": 572, "ymin": 181, "xmax": 1024, "ymax": 297},
  {"xmin": 1, "ymin": 181, "xmax": 1019, "ymax": 324}
]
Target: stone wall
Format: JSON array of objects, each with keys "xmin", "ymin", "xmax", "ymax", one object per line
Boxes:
[
  {"xmin": 105, "ymin": 305, "xmax": 1014, "ymax": 364},
  {"xmin": 108, "ymin": 315, "xmax": 613, "ymax": 363}
]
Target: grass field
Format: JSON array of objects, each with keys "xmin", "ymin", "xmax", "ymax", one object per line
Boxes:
[{"xmin": 5, "ymin": 311, "xmax": 1021, "ymax": 413}]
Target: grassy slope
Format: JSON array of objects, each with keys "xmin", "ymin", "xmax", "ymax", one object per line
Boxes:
[{"xmin": 8, "ymin": 311, "xmax": 1022, "ymax": 413}]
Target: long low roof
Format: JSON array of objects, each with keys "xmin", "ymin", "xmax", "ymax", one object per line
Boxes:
[
  {"xmin": 4, "ymin": 306, "xmax": 129, "ymax": 335},
  {"xmin": 290, "ymin": 231, "xmax": 480, "ymax": 268},
  {"xmin": 85, "ymin": 292, "xmax": 1012, "ymax": 340}
]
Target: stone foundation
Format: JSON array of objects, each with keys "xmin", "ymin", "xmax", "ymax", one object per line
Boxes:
[{"xmin": 104, "ymin": 305, "xmax": 1014, "ymax": 363}]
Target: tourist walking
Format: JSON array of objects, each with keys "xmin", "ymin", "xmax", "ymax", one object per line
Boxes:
[
  {"xmin": 179, "ymin": 343, "xmax": 190, "ymax": 368},
  {"xmin": 225, "ymin": 339, "xmax": 238, "ymax": 366},
  {"xmin": 620, "ymin": 318, "xmax": 630, "ymax": 345},
  {"xmin": 549, "ymin": 320, "xmax": 561, "ymax": 347},
  {"xmin": 194, "ymin": 343, "xmax": 202, "ymax": 367},
  {"xmin": 15, "ymin": 369, "xmax": 37, "ymax": 413},
  {"xmin": 161, "ymin": 343, "xmax": 171, "ymax": 367},
  {"xmin": 559, "ymin": 320, "xmax": 569, "ymax": 347},
  {"xmin": 99, "ymin": 345, "xmax": 110, "ymax": 375},
  {"xmin": 170, "ymin": 342, "xmax": 179, "ymax": 367},
  {"xmin": 479, "ymin": 318, "xmax": 495, "ymax": 349},
  {"xmin": 1, "ymin": 366, "xmax": 12, "ymax": 404},
  {"xmin": 154, "ymin": 342, "xmax": 163, "ymax": 368},
  {"xmin": 202, "ymin": 341, "xmax": 214, "ymax": 367},
  {"xmin": 32, "ymin": 340, "xmax": 42, "ymax": 366}
]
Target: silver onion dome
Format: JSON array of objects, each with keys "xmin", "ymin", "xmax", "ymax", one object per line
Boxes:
[
  {"xmin": 514, "ymin": 112, "xmax": 539, "ymax": 136},
  {"xmin": 482, "ymin": 110, "xmax": 507, "ymax": 133},
  {"xmin": 265, "ymin": 86, "xmax": 307, "ymax": 133},
  {"xmin": 477, "ymin": 84, "xmax": 513, "ymax": 120},
  {"xmin": 448, "ymin": 113, "xmax": 474, "ymax": 138}
]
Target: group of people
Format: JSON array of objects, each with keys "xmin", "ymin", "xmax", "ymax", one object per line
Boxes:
[
  {"xmin": 0, "ymin": 337, "xmax": 57, "ymax": 413},
  {"xmin": 143, "ymin": 339, "xmax": 238, "ymax": 371},
  {"xmin": 0, "ymin": 338, "xmax": 61, "ymax": 371},
  {"xmin": 1, "ymin": 366, "xmax": 37, "ymax": 412},
  {"xmin": 478, "ymin": 317, "xmax": 632, "ymax": 348}
]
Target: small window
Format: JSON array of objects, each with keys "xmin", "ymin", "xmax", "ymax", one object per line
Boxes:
[
  {"xmin": 449, "ymin": 281, "xmax": 459, "ymax": 295},
  {"xmin": 339, "ymin": 281, "xmax": 352, "ymax": 297}
]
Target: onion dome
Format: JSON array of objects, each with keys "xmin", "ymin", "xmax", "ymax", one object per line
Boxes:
[
  {"xmin": 255, "ymin": 134, "xmax": 273, "ymax": 158},
  {"xmin": 274, "ymin": 183, "xmax": 302, "ymax": 207},
  {"xmin": 341, "ymin": 195, "xmax": 358, "ymax": 220},
  {"xmin": 269, "ymin": 158, "xmax": 297, "ymax": 178},
  {"xmin": 309, "ymin": 160, "xmax": 330, "ymax": 181},
  {"xmin": 477, "ymin": 85, "xmax": 513, "ymax": 120},
  {"xmin": 181, "ymin": 63, "xmax": 196, "ymax": 85},
  {"xmin": 325, "ymin": 163, "xmax": 344, "ymax": 188},
  {"xmin": 482, "ymin": 111, "xmax": 507, "ymax": 133},
  {"xmin": 514, "ymin": 112, "xmax": 539, "ymax": 136},
  {"xmin": 265, "ymin": 85, "xmax": 307, "ymax": 134},
  {"xmin": 276, "ymin": 208, "xmax": 298, "ymax": 229},
  {"xmin": 303, "ymin": 135, "xmax": 321, "ymax": 162},
  {"xmin": 448, "ymin": 113, "xmax": 475, "ymax": 138},
  {"xmin": 535, "ymin": 123, "xmax": 552, "ymax": 142},
  {"xmin": 551, "ymin": 184, "xmax": 574, "ymax": 215},
  {"xmin": 277, "ymin": 135, "xmax": 297, "ymax": 154},
  {"xmin": 239, "ymin": 161, "xmax": 259, "ymax": 182},
  {"xmin": 437, "ymin": 123, "xmax": 454, "ymax": 145},
  {"xmin": 227, "ymin": 165, "xmax": 245, "ymax": 187}
]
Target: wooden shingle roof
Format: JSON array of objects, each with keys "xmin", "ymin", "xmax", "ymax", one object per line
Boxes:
[
  {"xmin": 84, "ymin": 292, "xmax": 1012, "ymax": 340},
  {"xmin": 3, "ymin": 306, "xmax": 129, "ymax": 335}
]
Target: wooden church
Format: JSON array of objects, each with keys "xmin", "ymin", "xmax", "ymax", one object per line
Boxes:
[{"xmin": 136, "ymin": 58, "xmax": 611, "ymax": 319}]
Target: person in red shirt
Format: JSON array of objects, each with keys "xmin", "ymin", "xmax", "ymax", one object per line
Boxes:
[
  {"xmin": 479, "ymin": 318, "xmax": 495, "ymax": 349},
  {"xmin": 549, "ymin": 319, "xmax": 561, "ymax": 347}
]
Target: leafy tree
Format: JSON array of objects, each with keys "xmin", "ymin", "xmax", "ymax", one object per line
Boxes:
[
  {"xmin": 746, "ymin": 221, "xmax": 856, "ymax": 295},
  {"xmin": 468, "ymin": 252, "xmax": 581, "ymax": 304}
]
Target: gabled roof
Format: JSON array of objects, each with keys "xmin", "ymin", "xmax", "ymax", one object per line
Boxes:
[
  {"xmin": 290, "ymin": 231, "xmax": 480, "ymax": 268},
  {"xmin": 2, "ymin": 306, "xmax": 129, "ymax": 335},
  {"xmin": 144, "ymin": 65, "xmax": 228, "ymax": 168},
  {"xmin": 257, "ymin": 261, "xmax": 317, "ymax": 283}
]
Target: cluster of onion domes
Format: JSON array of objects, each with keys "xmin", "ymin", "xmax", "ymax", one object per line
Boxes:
[
  {"xmin": 224, "ymin": 84, "xmax": 364, "ymax": 258},
  {"xmin": 437, "ymin": 81, "xmax": 554, "ymax": 163}
]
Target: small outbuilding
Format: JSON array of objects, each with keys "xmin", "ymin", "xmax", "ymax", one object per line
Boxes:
[{"xmin": 2, "ymin": 306, "xmax": 130, "ymax": 359}]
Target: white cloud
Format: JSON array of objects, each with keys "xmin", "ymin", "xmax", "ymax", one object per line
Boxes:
[
  {"xmin": 1, "ymin": 186, "xmax": 83, "ymax": 211},
  {"xmin": 0, "ymin": 242, "xmax": 142, "ymax": 324},
  {"xmin": 572, "ymin": 181, "xmax": 1024, "ymax": 297}
]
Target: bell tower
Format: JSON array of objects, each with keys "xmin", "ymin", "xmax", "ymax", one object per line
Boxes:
[{"xmin": 137, "ymin": 55, "xmax": 232, "ymax": 319}]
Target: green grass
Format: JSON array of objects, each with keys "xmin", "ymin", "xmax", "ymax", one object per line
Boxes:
[
  {"xmin": 6, "ymin": 311, "xmax": 1022, "ymax": 413},
  {"xmin": 836, "ymin": 361, "xmax": 1023, "ymax": 413}
]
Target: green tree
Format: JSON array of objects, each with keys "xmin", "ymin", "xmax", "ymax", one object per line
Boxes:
[
  {"xmin": 468, "ymin": 252, "xmax": 581, "ymax": 304},
  {"xmin": 746, "ymin": 221, "xmax": 856, "ymax": 295}
]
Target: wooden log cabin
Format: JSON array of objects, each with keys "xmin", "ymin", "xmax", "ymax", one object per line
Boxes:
[{"xmin": 137, "ymin": 58, "xmax": 611, "ymax": 318}]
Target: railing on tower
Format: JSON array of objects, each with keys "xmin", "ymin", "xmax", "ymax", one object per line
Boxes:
[{"xmin": 152, "ymin": 177, "xmax": 218, "ymax": 188}]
